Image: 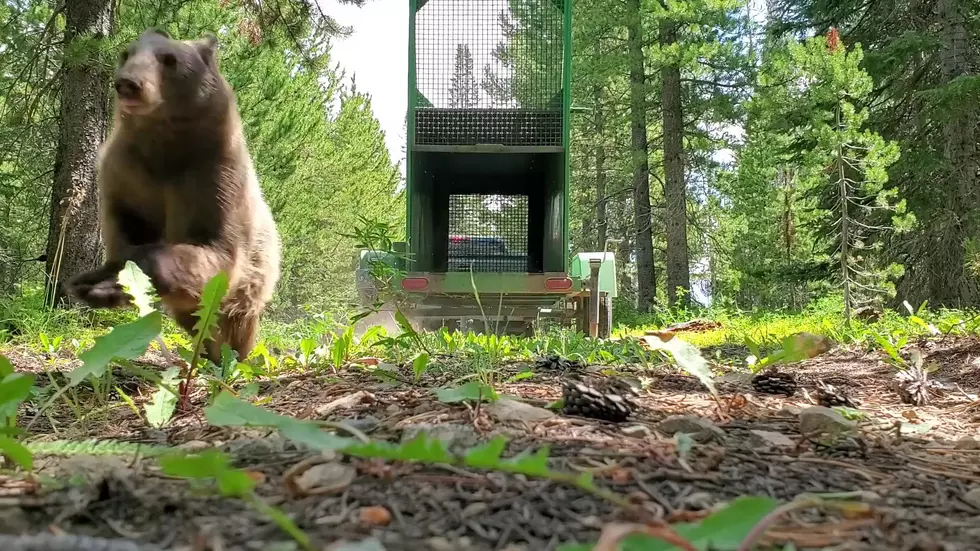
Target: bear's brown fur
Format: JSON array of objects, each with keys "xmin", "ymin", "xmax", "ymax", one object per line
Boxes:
[{"xmin": 66, "ymin": 28, "xmax": 281, "ymax": 362}]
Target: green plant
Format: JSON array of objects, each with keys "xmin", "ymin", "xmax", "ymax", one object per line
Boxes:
[
  {"xmin": 160, "ymin": 449, "xmax": 313, "ymax": 550},
  {"xmin": 0, "ymin": 355, "xmax": 34, "ymax": 470}
]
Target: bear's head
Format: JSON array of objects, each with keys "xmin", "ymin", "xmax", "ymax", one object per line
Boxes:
[{"xmin": 113, "ymin": 28, "xmax": 221, "ymax": 118}]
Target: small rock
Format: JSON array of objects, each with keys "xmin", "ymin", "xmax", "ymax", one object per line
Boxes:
[
  {"xmin": 718, "ymin": 372, "xmax": 753, "ymax": 384},
  {"xmin": 656, "ymin": 415, "xmax": 725, "ymax": 443},
  {"xmin": 315, "ymin": 390, "xmax": 375, "ymax": 417},
  {"xmin": 461, "ymin": 502, "xmax": 488, "ymax": 518},
  {"xmin": 963, "ymin": 488, "xmax": 980, "ymax": 509},
  {"xmin": 621, "ymin": 424, "xmax": 651, "ymax": 436},
  {"xmin": 177, "ymin": 440, "xmax": 210, "ymax": 452},
  {"xmin": 799, "ymin": 406, "xmax": 856, "ymax": 436},
  {"xmin": 955, "ymin": 436, "xmax": 980, "ymax": 450},
  {"xmin": 293, "ymin": 462, "xmax": 356, "ymax": 495},
  {"xmin": 748, "ymin": 430, "xmax": 795, "ymax": 449},
  {"xmin": 777, "ymin": 406, "xmax": 803, "ymax": 416},
  {"xmin": 358, "ymin": 505, "xmax": 392, "ymax": 527},
  {"xmin": 486, "ymin": 397, "xmax": 555, "ymax": 423}
]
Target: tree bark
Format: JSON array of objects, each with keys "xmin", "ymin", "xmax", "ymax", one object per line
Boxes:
[
  {"xmin": 44, "ymin": 0, "xmax": 113, "ymax": 307},
  {"xmin": 660, "ymin": 19, "xmax": 690, "ymax": 307},
  {"xmin": 626, "ymin": 0, "xmax": 655, "ymax": 312},
  {"xmin": 592, "ymin": 83, "xmax": 608, "ymax": 251},
  {"xmin": 931, "ymin": 0, "xmax": 979, "ymax": 306}
]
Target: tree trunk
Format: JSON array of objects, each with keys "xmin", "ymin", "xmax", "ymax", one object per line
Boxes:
[
  {"xmin": 592, "ymin": 83, "xmax": 608, "ymax": 251},
  {"xmin": 44, "ymin": 0, "xmax": 113, "ymax": 308},
  {"xmin": 626, "ymin": 0, "xmax": 655, "ymax": 312},
  {"xmin": 660, "ymin": 19, "xmax": 690, "ymax": 307},
  {"xmin": 931, "ymin": 0, "xmax": 980, "ymax": 306}
]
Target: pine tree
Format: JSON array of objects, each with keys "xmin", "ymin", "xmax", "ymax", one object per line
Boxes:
[
  {"xmin": 449, "ymin": 44, "xmax": 480, "ymax": 108},
  {"xmin": 44, "ymin": 0, "xmax": 113, "ymax": 307},
  {"xmin": 737, "ymin": 30, "xmax": 913, "ymax": 317}
]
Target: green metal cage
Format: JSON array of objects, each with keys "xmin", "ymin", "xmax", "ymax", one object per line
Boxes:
[{"xmin": 406, "ymin": 0, "xmax": 572, "ymax": 275}]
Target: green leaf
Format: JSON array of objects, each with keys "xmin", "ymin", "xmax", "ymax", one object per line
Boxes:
[
  {"xmin": 247, "ymin": 495, "xmax": 313, "ymax": 550},
  {"xmin": 144, "ymin": 367, "xmax": 180, "ymax": 428},
  {"xmin": 205, "ymin": 391, "xmax": 353, "ymax": 451},
  {"xmin": 412, "ymin": 351, "xmax": 429, "ymax": 382},
  {"xmin": 0, "ymin": 436, "xmax": 33, "ymax": 470},
  {"xmin": 463, "ymin": 435, "xmax": 508, "ymax": 468},
  {"xmin": 117, "ymin": 261, "xmax": 157, "ymax": 317},
  {"xmin": 434, "ymin": 381, "xmax": 499, "ymax": 403},
  {"xmin": 504, "ymin": 370, "xmax": 535, "ymax": 384},
  {"xmin": 239, "ymin": 382, "xmax": 260, "ymax": 399},
  {"xmin": 0, "ymin": 373, "xmax": 35, "ymax": 413},
  {"xmin": 193, "ymin": 271, "xmax": 229, "ymax": 339},
  {"xmin": 394, "ymin": 309, "xmax": 416, "ymax": 337},
  {"xmin": 345, "ymin": 432, "xmax": 454, "ymax": 464},
  {"xmin": 778, "ymin": 332, "xmax": 831, "ymax": 363},
  {"xmin": 159, "ymin": 449, "xmax": 255, "ymax": 497},
  {"xmin": 678, "ymin": 496, "xmax": 780, "ymax": 550},
  {"xmin": 641, "ymin": 335, "xmax": 717, "ymax": 397},
  {"xmin": 0, "ymin": 356, "xmax": 14, "ymax": 378},
  {"xmin": 72, "ymin": 312, "xmax": 162, "ymax": 385}
]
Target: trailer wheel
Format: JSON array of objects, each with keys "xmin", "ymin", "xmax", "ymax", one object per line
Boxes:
[
  {"xmin": 576, "ymin": 294, "xmax": 612, "ymax": 339},
  {"xmin": 598, "ymin": 294, "xmax": 612, "ymax": 339}
]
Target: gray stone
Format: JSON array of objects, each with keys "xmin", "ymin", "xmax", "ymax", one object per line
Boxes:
[
  {"xmin": 294, "ymin": 462, "xmax": 356, "ymax": 495},
  {"xmin": 955, "ymin": 436, "xmax": 980, "ymax": 450},
  {"xmin": 799, "ymin": 406, "xmax": 857, "ymax": 436},
  {"xmin": 777, "ymin": 405, "xmax": 803, "ymax": 417},
  {"xmin": 486, "ymin": 397, "xmax": 555, "ymax": 423},
  {"xmin": 656, "ymin": 415, "xmax": 725, "ymax": 443},
  {"xmin": 748, "ymin": 430, "xmax": 795, "ymax": 449}
]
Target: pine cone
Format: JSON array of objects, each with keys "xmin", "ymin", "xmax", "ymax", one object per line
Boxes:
[
  {"xmin": 815, "ymin": 380, "xmax": 857, "ymax": 408},
  {"xmin": 561, "ymin": 378, "xmax": 634, "ymax": 422},
  {"xmin": 751, "ymin": 368, "xmax": 798, "ymax": 396},
  {"xmin": 894, "ymin": 367, "xmax": 932, "ymax": 406},
  {"xmin": 535, "ymin": 355, "xmax": 584, "ymax": 372}
]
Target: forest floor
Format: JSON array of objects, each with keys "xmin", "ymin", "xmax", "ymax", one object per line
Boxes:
[{"xmin": 2, "ymin": 331, "xmax": 980, "ymax": 551}]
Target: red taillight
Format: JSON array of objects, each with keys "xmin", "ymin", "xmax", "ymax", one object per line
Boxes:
[
  {"xmin": 401, "ymin": 277, "xmax": 429, "ymax": 291},
  {"xmin": 544, "ymin": 277, "xmax": 572, "ymax": 291}
]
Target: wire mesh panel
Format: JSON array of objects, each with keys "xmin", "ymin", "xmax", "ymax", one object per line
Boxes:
[
  {"xmin": 413, "ymin": 0, "xmax": 565, "ymax": 147},
  {"xmin": 448, "ymin": 194, "xmax": 529, "ymax": 272}
]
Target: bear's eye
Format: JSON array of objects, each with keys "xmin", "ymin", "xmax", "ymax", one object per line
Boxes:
[
  {"xmin": 158, "ymin": 53, "xmax": 177, "ymax": 68},
  {"xmin": 119, "ymin": 50, "xmax": 129, "ymax": 64}
]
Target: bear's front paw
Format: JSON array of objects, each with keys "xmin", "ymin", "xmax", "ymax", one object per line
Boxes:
[{"xmin": 66, "ymin": 273, "xmax": 132, "ymax": 309}]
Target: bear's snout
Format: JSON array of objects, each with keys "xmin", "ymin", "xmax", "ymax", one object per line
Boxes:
[{"xmin": 114, "ymin": 76, "xmax": 142, "ymax": 99}]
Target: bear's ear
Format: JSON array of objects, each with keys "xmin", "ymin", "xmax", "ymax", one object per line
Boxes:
[
  {"xmin": 144, "ymin": 27, "xmax": 170, "ymax": 39},
  {"xmin": 192, "ymin": 33, "xmax": 219, "ymax": 67}
]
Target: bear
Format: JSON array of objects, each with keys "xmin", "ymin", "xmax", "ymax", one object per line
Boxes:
[{"xmin": 65, "ymin": 28, "xmax": 281, "ymax": 364}]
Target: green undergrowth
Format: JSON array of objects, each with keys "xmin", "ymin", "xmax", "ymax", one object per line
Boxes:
[
  {"xmin": 616, "ymin": 294, "xmax": 980, "ymax": 352},
  {"xmin": 0, "ymin": 267, "xmax": 881, "ymax": 550}
]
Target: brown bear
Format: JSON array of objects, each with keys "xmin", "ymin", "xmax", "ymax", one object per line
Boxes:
[{"xmin": 65, "ymin": 28, "xmax": 281, "ymax": 363}]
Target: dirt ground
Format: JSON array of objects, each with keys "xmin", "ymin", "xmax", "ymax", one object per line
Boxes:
[{"xmin": 2, "ymin": 334, "xmax": 980, "ymax": 550}]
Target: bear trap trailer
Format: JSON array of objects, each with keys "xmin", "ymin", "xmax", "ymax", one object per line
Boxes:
[{"xmin": 356, "ymin": 0, "xmax": 616, "ymax": 337}]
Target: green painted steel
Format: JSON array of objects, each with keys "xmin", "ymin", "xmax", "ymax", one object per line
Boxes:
[
  {"xmin": 406, "ymin": 0, "xmax": 417, "ymax": 268},
  {"xmin": 561, "ymin": 0, "xmax": 572, "ymax": 270},
  {"xmin": 569, "ymin": 252, "xmax": 618, "ymax": 298},
  {"xmin": 405, "ymin": 0, "xmax": 572, "ymax": 276}
]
